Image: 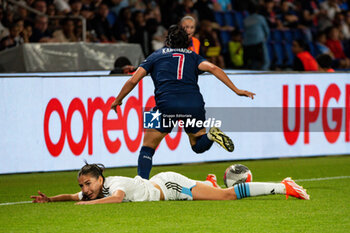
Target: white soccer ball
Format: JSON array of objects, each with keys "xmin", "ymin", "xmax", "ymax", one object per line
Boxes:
[{"xmin": 224, "ymin": 164, "xmax": 253, "ymax": 187}]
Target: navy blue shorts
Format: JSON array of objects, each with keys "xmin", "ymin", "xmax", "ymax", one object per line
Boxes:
[{"xmin": 154, "ymin": 92, "xmax": 206, "ymax": 134}]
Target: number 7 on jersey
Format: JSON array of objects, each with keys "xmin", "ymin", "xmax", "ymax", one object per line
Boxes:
[{"xmin": 173, "ymin": 53, "xmax": 185, "ymax": 80}]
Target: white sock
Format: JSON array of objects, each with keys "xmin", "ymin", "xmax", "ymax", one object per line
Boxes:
[
  {"xmin": 249, "ymin": 183, "xmax": 285, "ymax": 196},
  {"xmin": 234, "ymin": 182, "xmax": 286, "ymax": 199}
]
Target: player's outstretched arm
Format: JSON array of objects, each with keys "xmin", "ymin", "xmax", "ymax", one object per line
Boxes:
[
  {"xmin": 75, "ymin": 190, "xmax": 125, "ymax": 205},
  {"xmin": 31, "ymin": 190, "xmax": 80, "ymax": 203},
  {"xmin": 111, "ymin": 67, "xmax": 147, "ymax": 113},
  {"xmin": 198, "ymin": 61, "xmax": 255, "ymax": 99}
]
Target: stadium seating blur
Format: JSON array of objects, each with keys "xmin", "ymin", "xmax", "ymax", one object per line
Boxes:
[{"xmin": 1, "ymin": 0, "xmax": 350, "ymax": 71}]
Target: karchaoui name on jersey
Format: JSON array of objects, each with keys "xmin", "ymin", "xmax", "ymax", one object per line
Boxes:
[{"xmin": 162, "ymin": 48, "xmax": 193, "ymax": 54}]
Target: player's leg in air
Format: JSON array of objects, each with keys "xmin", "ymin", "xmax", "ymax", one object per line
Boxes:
[
  {"xmin": 187, "ymin": 127, "xmax": 234, "ymax": 153},
  {"xmin": 139, "ymin": 124, "xmax": 234, "ymax": 179},
  {"xmin": 138, "ymin": 90, "xmax": 234, "ymax": 180},
  {"xmin": 192, "ymin": 177, "xmax": 310, "ymax": 200},
  {"xmin": 183, "ymin": 92, "xmax": 234, "ymax": 153},
  {"xmin": 138, "ymin": 124, "xmax": 234, "ymax": 179}
]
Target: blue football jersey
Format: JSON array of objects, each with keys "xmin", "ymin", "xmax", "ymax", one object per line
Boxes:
[{"xmin": 139, "ymin": 47, "xmax": 206, "ymax": 99}]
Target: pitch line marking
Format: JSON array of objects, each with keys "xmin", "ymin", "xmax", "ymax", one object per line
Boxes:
[
  {"xmin": 267, "ymin": 175, "xmax": 350, "ymax": 183},
  {"xmin": 294, "ymin": 176, "xmax": 350, "ymax": 182},
  {"xmin": 0, "ymin": 201, "xmax": 32, "ymax": 206}
]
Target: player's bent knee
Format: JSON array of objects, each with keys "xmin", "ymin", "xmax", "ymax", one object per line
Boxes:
[{"xmin": 191, "ymin": 145, "xmax": 207, "ymax": 154}]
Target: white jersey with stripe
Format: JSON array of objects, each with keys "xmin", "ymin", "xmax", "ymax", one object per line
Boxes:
[
  {"xmin": 150, "ymin": 172, "xmax": 197, "ymax": 201},
  {"xmin": 78, "ymin": 176, "xmax": 161, "ymax": 202}
]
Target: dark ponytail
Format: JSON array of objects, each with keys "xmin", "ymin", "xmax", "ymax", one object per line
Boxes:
[
  {"xmin": 78, "ymin": 161, "xmax": 105, "ymax": 182},
  {"xmin": 165, "ymin": 25, "xmax": 190, "ymax": 49}
]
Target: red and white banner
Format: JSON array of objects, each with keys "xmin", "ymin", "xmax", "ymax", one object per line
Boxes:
[{"xmin": 0, "ymin": 72, "xmax": 349, "ymax": 173}]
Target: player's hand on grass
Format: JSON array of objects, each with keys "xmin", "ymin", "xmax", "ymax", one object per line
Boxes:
[
  {"xmin": 236, "ymin": 90, "xmax": 255, "ymax": 99},
  {"xmin": 111, "ymin": 99, "xmax": 122, "ymax": 113},
  {"xmin": 31, "ymin": 190, "xmax": 50, "ymax": 203}
]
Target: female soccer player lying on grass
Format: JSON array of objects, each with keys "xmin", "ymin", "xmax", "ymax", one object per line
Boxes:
[{"xmin": 31, "ymin": 163, "xmax": 309, "ymax": 205}]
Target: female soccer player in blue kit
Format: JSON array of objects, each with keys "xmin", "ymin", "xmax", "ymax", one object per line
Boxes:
[{"xmin": 111, "ymin": 25, "xmax": 255, "ymax": 179}]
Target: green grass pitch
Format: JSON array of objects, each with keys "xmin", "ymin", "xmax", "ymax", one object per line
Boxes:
[{"xmin": 1, "ymin": 155, "xmax": 350, "ymax": 233}]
